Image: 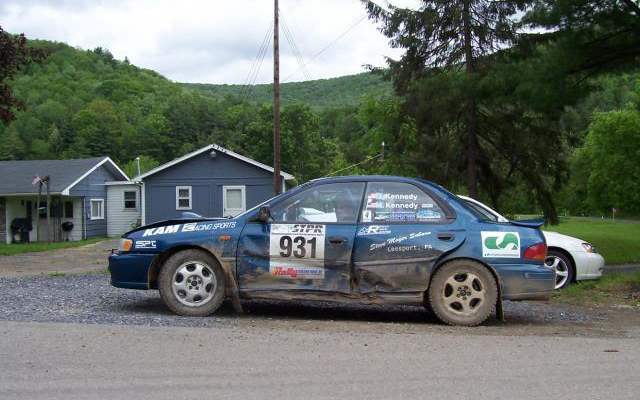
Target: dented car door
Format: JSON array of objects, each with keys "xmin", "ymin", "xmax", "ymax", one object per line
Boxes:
[
  {"xmin": 352, "ymin": 181, "xmax": 463, "ymax": 294},
  {"xmin": 237, "ymin": 182, "xmax": 365, "ymax": 294}
]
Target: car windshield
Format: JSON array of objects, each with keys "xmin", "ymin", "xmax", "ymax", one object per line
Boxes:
[{"xmin": 233, "ymin": 190, "xmax": 289, "ymax": 219}]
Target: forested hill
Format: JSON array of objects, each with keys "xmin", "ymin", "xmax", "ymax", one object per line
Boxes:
[
  {"xmin": 0, "ymin": 39, "xmax": 386, "ymax": 181},
  {"xmin": 180, "ymin": 72, "xmax": 391, "ymax": 109}
]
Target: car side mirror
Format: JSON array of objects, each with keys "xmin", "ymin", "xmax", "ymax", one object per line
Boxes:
[{"xmin": 258, "ymin": 205, "xmax": 271, "ymax": 223}]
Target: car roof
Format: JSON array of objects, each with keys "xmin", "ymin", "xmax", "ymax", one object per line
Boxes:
[{"xmin": 309, "ymin": 175, "xmax": 434, "ymax": 185}]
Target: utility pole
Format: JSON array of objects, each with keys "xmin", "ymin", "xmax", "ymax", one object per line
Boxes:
[{"xmin": 273, "ymin": 0, "xmax": 282, "ymax": 195}]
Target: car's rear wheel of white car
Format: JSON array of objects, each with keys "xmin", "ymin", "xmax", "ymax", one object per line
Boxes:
[
  {"xmin": 159, "ymin": 249, "xmax": 226, "ymax": 316},
  {"xmin": 428, "ymin": 260, "xmax": 497, "ymax": 326},
  {"xmin": 545, "ymin": 250, "xmax": 574, "ymax": 290}
]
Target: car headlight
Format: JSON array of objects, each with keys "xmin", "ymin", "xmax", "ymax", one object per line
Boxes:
[
  {"xmin": 581, "ymin": 242, "xmax": 597, "ymax": 253},
  {"xmin": 117, "ymin": 238, "xmax": 133, "ymax": 253}
]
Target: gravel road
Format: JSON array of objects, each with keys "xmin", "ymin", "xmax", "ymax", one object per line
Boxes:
[{"xmin": 0, "ymin": 274, "xmax": 637, "ymax": 338}]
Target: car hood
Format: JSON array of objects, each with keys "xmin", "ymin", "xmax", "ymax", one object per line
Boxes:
[
  {"xmin": 125, "ymin": 217, "xmax": 228, "ymax": 236},
  {"xmin": 543, "ymin": 231, "xmax": 588, "ymax": 251}
]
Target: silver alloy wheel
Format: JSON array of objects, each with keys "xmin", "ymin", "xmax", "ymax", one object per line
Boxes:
[
  {"xmin": 546, "ymin": 255, "xmax": 569, "ymax": 289},
  {"xmin": 171, "ymin": 261, "xmax": 217, "ymax": 307},
  {"xmin": 442, "ymin": 272, "xmax": 486, "ymax": 316}
]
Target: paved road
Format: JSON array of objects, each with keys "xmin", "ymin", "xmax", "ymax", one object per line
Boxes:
[{"xmin": 0, "ymin": 320, "xmax": 638, "ymax": 400}]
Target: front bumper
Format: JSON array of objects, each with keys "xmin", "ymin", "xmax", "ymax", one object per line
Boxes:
[
  {"xmin": 108, "ymin": 252, "xmax": 156, "ymax": 290},
  {"xmin": 572, "ymin": 251, "xmax": 605, "ymax": 281},
  {"xmin": 493, "ymin": 263, "xmax": 556, "ymax": 301}
]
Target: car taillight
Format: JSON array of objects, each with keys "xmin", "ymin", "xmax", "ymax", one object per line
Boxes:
[{"xmin": 524, "ymin": 243, "xmax": 547, "ymax": 261}]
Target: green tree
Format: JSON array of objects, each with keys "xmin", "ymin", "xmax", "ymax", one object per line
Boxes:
[
  {"xmin": 122, "ymin": 155, "xmax": 160, "ymax": 179},
  {"xmin": 362, "ymin": 0, "xmax": 527, "ymax": 197},
  {"xmin": 581, "ymin": 106, "xmax": 640, "ymax": 214},
  {"xmin": 521, "ymin": 0, "xmax": 640, "ymax": 80},
  {"xmin": 0, "ymin": 26, "xmax": 47, "ymax": 122}
]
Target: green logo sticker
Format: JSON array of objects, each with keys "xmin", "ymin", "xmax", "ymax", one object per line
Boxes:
[{"xmin": 481, "ymin": 231, "xmax": 520, "ymax": 258}]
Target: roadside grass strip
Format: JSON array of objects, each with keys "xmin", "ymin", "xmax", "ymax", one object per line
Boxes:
[
  {"xmin": 552, "ymin": 271, "xmax": 640, "ymax": 308},
  {"xmin": 543, "ymin": 218, "xmax": 640, "ymax": 264},
  {"xmin": 0, "ymin": 237, "xmax": 108, "ymax": 256}
]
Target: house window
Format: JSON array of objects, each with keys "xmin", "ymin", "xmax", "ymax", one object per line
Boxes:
[
  {"xmin": 124, "ymin": 190, "xmax": 137, "ymax": 209},
  {"xmin": 176, "ymin": 186, "xmax": 192, "ymax": 210},
  {"xmin": 223, "ymin": 185, "xmax": 246, "ymax": 217},
  {"xmin": 90, "ymin": 199, "xmax": 104, "ymax": 220},
  {"xmin": 64, "ymin": 201, "xmax": 74, "ymax": 218},
  {"xmin": 38, "ymin": 201, "xmax": 47, "ymax": 219}
]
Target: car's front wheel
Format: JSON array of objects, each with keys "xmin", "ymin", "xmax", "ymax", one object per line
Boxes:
[
  {"xmin": 428, "ymin": 260, "xmax": 498, "ymax": 326},
  {"xmin": 158, "ymin": 249, "xmax": 226, "ymax": 316},
  {"xmin": 545, "ymin": 250, "xmax": 574, "ymax": 290}
]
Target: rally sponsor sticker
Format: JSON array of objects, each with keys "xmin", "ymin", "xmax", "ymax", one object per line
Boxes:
[
  {"xmin": 481, "ymin": 231, "xmax": 520, "ymax": 258},
  {"xmin": 142, "ymin": 224, "xmax": 180, "ymax": 237},
  {"xmin": 134, "ymin": 240, "xmax": 156, "ymax": 249},
  {"xmin": 269, "ymin": 224, "xmax": 326, "ymax": 279},
  {"xmin": 357, "ymin": 225, "xmax": 391, "ymax": 235}
]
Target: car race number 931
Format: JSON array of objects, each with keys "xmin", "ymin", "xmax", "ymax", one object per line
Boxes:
[{"xmin": 269, "ymin": 224, "xmax": 326, "ymax": 279}]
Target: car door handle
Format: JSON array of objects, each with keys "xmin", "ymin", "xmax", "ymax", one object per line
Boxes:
[
  {"xmin": 328, "ymin": 236, "xmax": 348, "ymax": 245},
  {"xmin": 437, "ymin": 233, "xmax": 454, "ymax": 241}
]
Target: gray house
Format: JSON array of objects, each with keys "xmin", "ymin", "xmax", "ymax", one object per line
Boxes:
[
  {"xmin": 133, "ymin": 144, "xmax": 295, "ymax": 224},
  {"xmin": 0, "ymin": 157, "xmax": 129, "ymax": 244}
]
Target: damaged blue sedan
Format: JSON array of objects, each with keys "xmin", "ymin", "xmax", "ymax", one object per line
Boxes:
[{"xmin": 109, "ymin": 176, "xmax": 555, "ymax": 326}]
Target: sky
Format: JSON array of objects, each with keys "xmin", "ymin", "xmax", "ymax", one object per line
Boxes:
[{"xmin": 0, "ymin": 0, "xmax": 419, "ymax": 84}]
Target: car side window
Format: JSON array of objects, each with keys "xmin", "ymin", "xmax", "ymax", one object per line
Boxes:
[
  {"xmin": 362, "ymin": 182, "xmax": 445, "ymax": 222},
  {"xmin": 464, "ymin": 200, "xmax": 499, "ymax": 222},
  {"xmin": 271, "ymin": 182, "xmax": 365, "ymax": 223}
]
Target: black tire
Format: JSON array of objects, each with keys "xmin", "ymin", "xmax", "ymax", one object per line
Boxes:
[
  {"xmin": 545, "ymin": 250, "xmax": 574, "ymax": 290},
  {"xmin": 428, "ymin": 260, "xmax": 498, "ymax": 326},
  {"xmin": 158, "ymin": 249, "xmax": 226, "ymax": 316}
]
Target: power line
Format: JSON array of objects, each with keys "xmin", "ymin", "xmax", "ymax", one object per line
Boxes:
[
  {"xmin": 279, "ymin": 10, "xmax": 311, "ymax": 81},
  {"xmin": 326, "ymin": 153, "xmax": 383, "ymax": 177},
  {"xmin": 283, "ymin": 14, "xmax": 367, "ymax": 82},
  {"xmin": 239, "ymin": 20, "xmax": 273, "ymax": 102}
]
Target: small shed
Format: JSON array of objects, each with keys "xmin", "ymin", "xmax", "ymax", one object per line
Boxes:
[
  {"xmin": 0, "ymin": 157, "xmax": 129, "ymax": 244},
  {"xmin": 134, "ymin": 144, "xmax": 295, "ymax": 224}
]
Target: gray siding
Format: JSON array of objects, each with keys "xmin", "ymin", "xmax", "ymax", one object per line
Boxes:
[
  {"xmin": 0, "ymin": 197, "xmax": 5, "ymax": 241},
  {"xmin": 107, "ymin": 184, "xmax": 141, "ymax": 236},
  {"xmin": 69, "ymin": 165, "xmax": 120, "ymax": 238},
  {"xmin": 144, "ymin": 151, "xmax": 278, "ymax": 223}
]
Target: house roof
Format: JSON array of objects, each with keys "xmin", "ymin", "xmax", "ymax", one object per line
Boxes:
[
  {"xmin": 0, "ymin": 157, "xmax": 129, "ymax": 196},
  {"xmin": 134, "ymin": 144, "xmax": 295, "ymax": 181}
]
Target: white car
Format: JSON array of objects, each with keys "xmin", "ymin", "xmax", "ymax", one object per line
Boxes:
[{"xmin": 459, "ymin": 195, "xmax": 605, "ymax": 289}]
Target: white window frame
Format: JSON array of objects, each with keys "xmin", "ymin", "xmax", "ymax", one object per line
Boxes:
[
  {"xmin": 223, "ymin": 185, "xmax": 246, "ymax": 217},
  {"xmin": 176, "ymin": 186, "xmax": 192, "ymax": 210},
  {"xmin": 90, "ymin": 198, "xmax": 104, "ymax": 220},
  {"xmin": 123, "ymin": 190, "xmax": 137, "ymax": 210}
]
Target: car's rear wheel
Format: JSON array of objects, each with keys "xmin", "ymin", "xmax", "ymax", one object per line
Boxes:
[
  {"xmin": 428, "ymin": 260, "xmax": 497, "ymax": 326},
  {"xmin": 545, "ymin": 250, "xmax": 574, "ymax": 290},
  {"xmin": 158, "ymin": 249, "xmax": 225, "ymax": 316}
]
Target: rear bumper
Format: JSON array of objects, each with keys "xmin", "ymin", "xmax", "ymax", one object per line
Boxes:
[
  {"xmin": 493, "ymin": 263, "xmax": 556, "ymax": 301},
  {"xmin": 573, "ymin": 251, "xmax": 605, "ymax": 281},
  {"xmin": 108, "ymin": 253, "xmax": 156, "ymax": 290}
]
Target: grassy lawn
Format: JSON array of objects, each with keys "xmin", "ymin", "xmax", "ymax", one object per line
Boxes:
[
  {"xmin": 0, "ymin": 237, "xmax": 109, "ymax": 256},
  {"xmin": 543, "ymin": 218, "xmax": 640, "ymax": 265},
  {"xmin": 552, "ymin": 271, "xmax": 640, "ymax": 308}
]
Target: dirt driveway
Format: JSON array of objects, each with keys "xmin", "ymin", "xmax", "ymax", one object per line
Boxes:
[{"xmin": 0, "ymin": 239, "xmax": 118, "ymax": 277}]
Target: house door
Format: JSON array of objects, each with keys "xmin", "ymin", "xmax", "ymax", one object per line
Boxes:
[{"xmin": 223, "ymin": 186, "xmax": 246, "ymax": 217}]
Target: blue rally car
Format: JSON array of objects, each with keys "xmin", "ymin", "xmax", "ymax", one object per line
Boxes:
[{"xmin": 109, "ymin": 176, "xmax": 555, "ymax": 326}]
